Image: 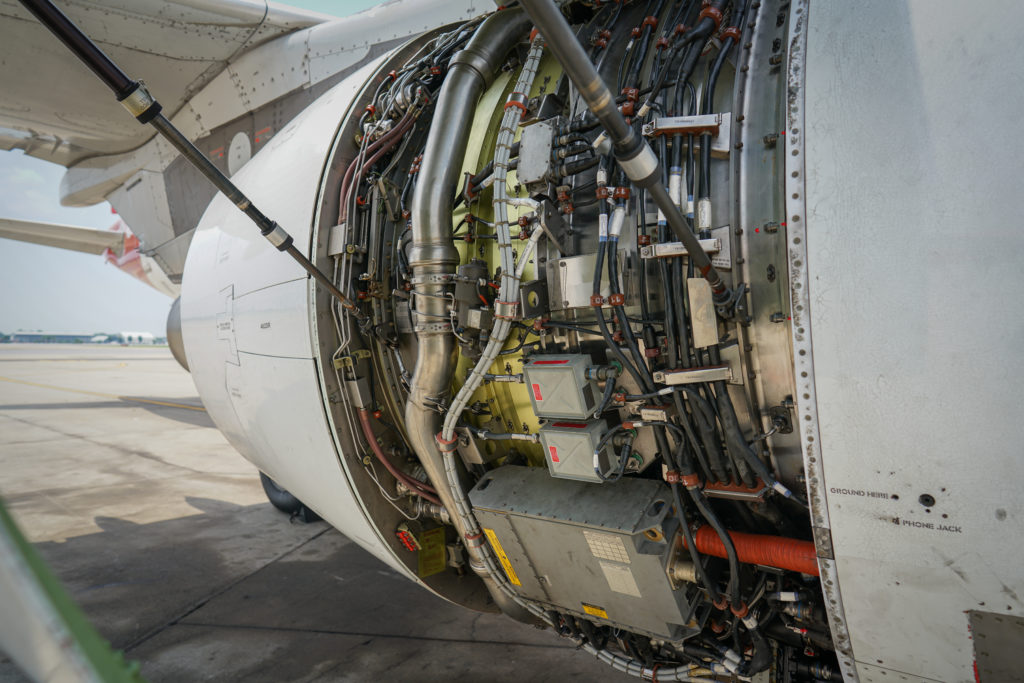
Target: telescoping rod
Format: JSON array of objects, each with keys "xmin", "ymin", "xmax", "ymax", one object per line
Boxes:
[
  {"xmin": 519, "ymin": 0, "xmax": 729, "ymax": 302},
  {"xmin": 17, "ymin": 0, "xmax": 366, "ymax": 322}
]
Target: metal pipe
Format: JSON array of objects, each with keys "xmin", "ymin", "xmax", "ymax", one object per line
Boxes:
[
  {"xmin": 405, "ymin": 7, "xmax": 534, "ymax": 622},
  {"xmin": 518, "ymin": 0, "xmax": 730, "ymax": 301}
]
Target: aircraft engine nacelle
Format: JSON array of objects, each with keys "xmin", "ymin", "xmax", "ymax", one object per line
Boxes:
[{"xmin": 180, "ymin": 2, "xmax": 1024, "ymax": 681}]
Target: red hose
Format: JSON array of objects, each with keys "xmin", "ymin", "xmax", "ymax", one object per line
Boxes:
[
  {"xmin": 686, "ymin": 526, "xmax": 819, "ymax": 576},
  {"xmin": 356, "ymin": 408, "xmax": 441, "ymax": 505}
]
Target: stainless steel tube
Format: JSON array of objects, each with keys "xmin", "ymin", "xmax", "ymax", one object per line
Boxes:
[{"xmin": 405, "ymin": 7, "xmax": 534, "ymax": 621}]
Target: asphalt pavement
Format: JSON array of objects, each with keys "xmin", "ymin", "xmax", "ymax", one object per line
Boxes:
[{"xmin": 0, "ymin": 344, "xmax": 630, "ymax": 682}]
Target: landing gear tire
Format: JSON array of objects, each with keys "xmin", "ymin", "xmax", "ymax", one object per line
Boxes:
[{"xmin": 259, "ymin": 472, "xmax": 321, "ymax": 523}]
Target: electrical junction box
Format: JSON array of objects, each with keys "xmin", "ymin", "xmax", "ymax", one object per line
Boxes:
[
  {"xmin": 516, "ymin": 118, "xmax": 555, "ymax": 187},
  {"xmin": 539, "ymin": 419, "xmax": 613, "ymax": 483},
  {"xmin": 469, "ymin": 466, "xmax": 699, "ymax": 641},
  {"xmin": 522, "ymin": 354, "xmax": 598, "ymax": 420}
]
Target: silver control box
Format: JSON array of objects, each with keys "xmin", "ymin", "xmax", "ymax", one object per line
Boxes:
[
  {"xmin": 538, "ymin": 419, "xmax": 613, "ymax": 483},
  {"xmin": 469, "ymin": 466, "xmax": 697, "ymax": 641},
  {"xmin": 522, "ymin": 354, "xmax": 598, "ymax": 420}
]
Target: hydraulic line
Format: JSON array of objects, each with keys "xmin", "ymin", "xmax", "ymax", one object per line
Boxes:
[
  {"xmin": 356, "ymin": 408, "xmax": 440, "ymax": 505},
  {"xmin": 520, "ymin": 0, "xmax": 730, "ymax": 303},
  {"xmin": 685, "ymin": 526, "xmax": 820, "ymax": 577},
  {"xmin": 17, "ymin": 0, "xmax": 369, "ymax": 329}
]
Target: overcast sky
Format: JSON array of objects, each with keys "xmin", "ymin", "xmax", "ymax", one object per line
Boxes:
[{"xmin": 0, "ymin": 0, "xmax": 381, "ymax": 336}]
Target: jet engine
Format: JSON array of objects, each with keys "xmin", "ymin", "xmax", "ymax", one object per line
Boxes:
[{"xmin": 180, "ymin": 1, "xmax": 1024, "ymax": 681}]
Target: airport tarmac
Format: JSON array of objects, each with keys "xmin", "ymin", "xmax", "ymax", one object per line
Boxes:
[{"xmin": 0, "ymin": 344, "xmax": 632, "ymax": 682}]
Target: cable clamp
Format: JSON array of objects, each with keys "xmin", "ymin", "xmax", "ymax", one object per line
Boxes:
[
  {"xmin": 608, "ymin": 293, "xmax": 625, "ymax": 307},
  {"xmin": 435, "ymin": 430, "xmax": 459, "ymax": 452},
  {"xmin": 698, "ymin": 5, "xmax": 724, "ymax": 32},
  {"xmin": 721, "ymin": 27, "xmax": 742, "ymax": 43},
  {"xmin": 730, "ymin": 601, "xmax": 750, "ymax": 618},
  {"xmin": 590, "ymin": 294, "xmax": 604, "ymax": 307},
  {"xmin": 494, "ymin": 300, "xmax": 519, "ymax": 320},
  {"xmin": 504, "ymin": 91, "xmax": 529, "ymax": 114}
]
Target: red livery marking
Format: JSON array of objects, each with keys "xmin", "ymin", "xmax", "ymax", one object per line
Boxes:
[
  {"xmin": 551, "ymin": 422, "xmax": 588, "ymax": 428},
  {"xmin": 549, "ymin": 446, "xmax": 559, "ymax": 463},
  {"xmin": 532, "ymin": 359, "xmax": 570, "ymax": 365},
  {"xmin": 531, "ymin": 383, "xmax": 543, "ymax": 401}
]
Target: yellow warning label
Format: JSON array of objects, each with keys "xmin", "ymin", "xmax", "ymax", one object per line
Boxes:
[
  {"xmin": 417, "ymin": 527, "xmax": 446, "ymax": 578},
  {"xmin": 483, "ymin": 527, "xmax": 521, "ymax": 586},
  {"xmin": 581, "ymin": 603, "xmax": 609, "ymax": 620}
]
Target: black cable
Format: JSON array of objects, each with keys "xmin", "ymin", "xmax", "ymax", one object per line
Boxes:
[
  {"xmin": 594, "ymin": 240, "xmax": 648, "ymax": 391},
  {"xmin": 688, "ymin": 487, "xmax": 741, "ymax": 607},
  {"xmin": 607, "ymin": 221, "xmax": 654, "ymax": 392}
]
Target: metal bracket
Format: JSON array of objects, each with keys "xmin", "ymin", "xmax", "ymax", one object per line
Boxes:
[
  {"xmin": 653, "ymin": 365, "xmax": 733, "ymax": 385},
  {"xmin": 537, "ymin": 199, "xmax": 572, "ymax": 255},
  {"xmin": 642, "ymin": 114, "xmax": 732, "ymax": 158},
  {"xmin": 642, "ymin": 113, "xmax": 724, "ymax": 137},
  {"xmin": 639, "ymin": 238, "xmax": 721, "ymax": 259}
]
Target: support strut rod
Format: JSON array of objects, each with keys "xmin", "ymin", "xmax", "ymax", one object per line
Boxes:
[
  {"xmin": 18, "ymin": 0, "xmax": 367, "ymax": 325},
  {"xmin": 519, "ymin": 0, "xmax": 730, "ymax": 302}
]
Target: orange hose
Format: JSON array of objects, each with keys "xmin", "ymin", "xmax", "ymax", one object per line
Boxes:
[{"xmin": 687, "ymin": 526, "xmax": 819, "ymax": 576}]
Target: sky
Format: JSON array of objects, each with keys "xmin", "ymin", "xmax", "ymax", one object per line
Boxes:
[{"xmin": 0, "ymin": 0, "xmax": 380, "ymax": 337}]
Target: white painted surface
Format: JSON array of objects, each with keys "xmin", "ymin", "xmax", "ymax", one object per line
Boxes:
[
  {"xmin": 804, "ymin": 2, "xmax": 1024, "ymax": 680},
  {"xmin": 180, "ymin": 54, "xmax": 420, "ymax": 578}
]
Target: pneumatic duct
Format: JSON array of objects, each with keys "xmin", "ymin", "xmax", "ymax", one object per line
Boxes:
[{"xmin": 404, "ymin": 7, "xmax": 535, "ymax": 623}]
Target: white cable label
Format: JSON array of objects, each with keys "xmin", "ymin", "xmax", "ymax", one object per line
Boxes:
[
  {"xmin": 669, "ymin": 173, "xmax": 682, "ymax": 208},
  {"xmin": 599, "ymin": 213, "xmax": 608, "ymax": 238},
  {"xmin": 697, "ymin": 198, "xmax": 712, "ymax": 230}
]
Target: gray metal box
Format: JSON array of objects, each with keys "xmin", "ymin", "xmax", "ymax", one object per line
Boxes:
[
  {"xmin": 538, "ymin": 419, "xmax": 612, "ymax": 483},
  {"xmin": 469, "ymin": 466, "xmax": 697, "ymax": 641},
  {"xmin": 522, "ymin": 354, "xmax": 598, "ymax": 420},
  {"xmin": 516, "ymin": 119, "xmax": 554, "ymax": 186}
]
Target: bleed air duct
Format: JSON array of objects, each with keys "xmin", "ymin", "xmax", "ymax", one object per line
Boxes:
[
  {"xmin": 685, "ymin": 526, "xmax": 820, "ymax": 576},
  {"xmin": 404, "ymin": 8, "xmax": 533, "ymax": 621}
]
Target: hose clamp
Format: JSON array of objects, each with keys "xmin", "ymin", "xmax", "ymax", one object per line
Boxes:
[
  {"xmin": 494, "ymin": 300, "xmax": 519, "ymax": 320},
  {"xmin": 409, "ymin": 273, "xmax": 453, "ymax": 285},
  {"xmin": 414, "ymin": 322, "xmax": 452, "ymax": 333}
]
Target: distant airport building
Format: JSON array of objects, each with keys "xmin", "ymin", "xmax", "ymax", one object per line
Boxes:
[
  {"xmin": 8, "ymin": 331, "xmax": 96, "ymax": 343},
  {"xmin": 6, "ymin": 331, "xmax": 156, "ymax": 344}
]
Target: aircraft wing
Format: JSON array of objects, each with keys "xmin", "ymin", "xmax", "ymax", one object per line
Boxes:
[
  {"xmin": 0, "ymin": 0, "xmax": 481, "ymax": 284},
  {"xmin": 0, "ymin": 217, "xmax": 124, "ymax": 256},
  {"xmin": 0, "ymin": 0, "xmax": 333, "ymax": 168}
]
